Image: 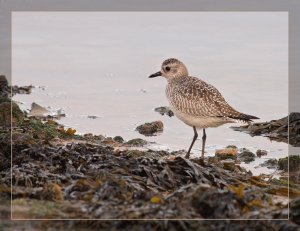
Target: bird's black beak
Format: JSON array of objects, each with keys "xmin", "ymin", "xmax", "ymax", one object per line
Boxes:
[{"xmin": 149, "ymin": 71, "xmax": 162, "ymax": 78}]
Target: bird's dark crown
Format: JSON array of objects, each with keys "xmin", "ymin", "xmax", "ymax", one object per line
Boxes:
[{"xmin": 162, "ymin": 58, "xmax": 180, "ymax": 66}]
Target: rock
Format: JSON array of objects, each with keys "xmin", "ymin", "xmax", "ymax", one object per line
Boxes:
[
  {"xmin": 260, "ymin": 159, "xmax": 278, "ymax": 169},
  {"xmin": 290, "ymin": 112, "xmax": 300, "ymax": 123},
  {"xmin": 82, "ymin": 134, "xmax": 106, "ymax": 144},
  {"xmin": 21, "ymin": 117, "xmax": 59, "ymax": 141},
  {"xmin": 11, "ymin": 85, "xmax": 33, "ymax": 95},
  {"xmin": 122, "ymin": 150, "xmax": 146, "ymax": 158},
  {"xmin": 256, "ymin": 149, "xmax": 268, "ymax": 157},
  {"xmin": 215, "ymin": 148, "xmax": 237, "ymax": 160},
  {"xmin": 87, "ymin": 115, "xmax": 99, "ymax": 119},
  {"xmin": 113, "ymin": 136, "xmax": 124, "ymax": 143},
  {"xmin": 139, "ymin": 89, "xmax": 147, "ymax": 93},
  {"xmin": 11, "ymin": 132, "xmax": 36, "ymax": 148},
  {"xmin": 154, "ymin": 106, "xmax": 174, "ymax": 117},
  {"xmin": 0, "ymin": 75, "xmax": 8, "ymax": 84},
  {"xmin": 278, "ymin": 157, "xmax": 288, "ymax": 171},
  {"xmin": 226, "ymin": 145, "xmax": 237, "ymax": 149},
  {"xmin": 278, "ymin": 155, "xmax": 300, "ymax": 172},
  {"xmin": 190, "ymin": 184, "xmax": 243, "ymax": 219},
  {"xmin": 12, "ymin": 106, "xmax": 25, "ymax": 125},
  {"xmin": 290, "ymin": 197, "xmax": 300, "ymax": 225},
  {"xmin": 136, "ymin": 121, "xmax": 163, "ymax": 136},
  {"xmin": 126, "ymin": 138, "xmax": 147, "ymax": 147},
  {"xmin": 0, "ymin": 100, "xmax": 24, "ymax": 126},
  {"xmin": 237, "ymin": 150, "xmax": 256, "ymax": 163},
  {"xmin": 0, "ymin": 75, "xmax": 9, "ymax": 97},
  {"xmin": 0, "ymin": 75, "xmax": 33, "ymax": 97},
  {"xmin": 231, "ymin": 113, "xmax": 300, "ymax": 147},
  {"xmin": 29, "ymin": 103, "xmax": 50, "ymax": 117},
  {"xmin": 221, "ymin": 159, "xmax": 236, "ymax": 171}
]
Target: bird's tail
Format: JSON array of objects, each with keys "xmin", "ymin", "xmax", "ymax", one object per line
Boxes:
[{"xmin": 229, "ymin": 113, "xmax": 259, "ymax": 123}]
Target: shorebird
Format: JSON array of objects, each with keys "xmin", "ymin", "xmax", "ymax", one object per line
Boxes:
[{"xmin": 149, "ymin": 58, "xmax": 259, "ymax": 159}]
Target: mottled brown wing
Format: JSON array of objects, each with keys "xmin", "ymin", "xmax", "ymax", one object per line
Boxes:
[{"xmin": 168, "ymin": 76, "xmax": 240, "ymax": 118}]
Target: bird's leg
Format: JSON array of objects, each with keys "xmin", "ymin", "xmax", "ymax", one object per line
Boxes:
[
  {"xmin": 201, "ymin": 129, "xmax": 206, "ymax": 158},
  {"xmin": 185, "ymin": 126, "xmax": 198, "ymax": 159}
]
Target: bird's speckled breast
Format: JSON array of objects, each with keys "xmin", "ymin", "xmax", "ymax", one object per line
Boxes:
[{"xmin": 165, "ymin": 81, "xmax": 234, "ymax": 128}]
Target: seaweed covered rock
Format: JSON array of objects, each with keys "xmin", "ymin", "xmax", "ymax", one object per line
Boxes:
[
  {"xmin": 290, "ymin": 197, "xmax": 300, "ymax": 225},
  {"xmin": 126, "ymin": 138, "xmax": 148, "ymax": 147},
  {"xmin": 8, "ymin": 134, "xmax": 298, "ymax": 221},
  {"xmin": 0, "ymin": 75, "xmax": 9, "ymax": 97},
  {"xmin": 278, "ymin": 155, "xmax": 300, "ymax": 172},
  {"xmin": 0, "ymin": 76, "xmax": 27, "ymax": 127},
  {"xmin": 113, "ymin": 136, "xmax": 124, "ymax": 143},
  {"xmin": 231, "ymin": 113, "xmax": 300, "ymax": 147},
  {"xmin": 11, "ymin": 85, "xmax": 33, "ymax": 95},
  {"xmin": 0, "ymin": 75, "xmax": 33, "ymax": 97},
  {"xmin": 237, "ymin": 149, "xmax": 256, "ymax": 163},
  {"xmin": 136, "ymin": 121, "xmax": 163, "ymax": 136},
  {"xmin": 260, "ymin": 159, "xmax": 278, "ymax": 169},
  {"xmin": 0, "ymin": 97, "xmax": 24, "ymax": 127},
  {"xmin": 1, "ymin": 96, "xmax": 298, "ymax": 224},
  {"xmin": 188, "ymin": 184, "xmax": 270, "ymax": 219}
]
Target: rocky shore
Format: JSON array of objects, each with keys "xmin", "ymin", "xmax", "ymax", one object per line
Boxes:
[
  {"xmin": 231, "ymin": 113, "xmax": 300, "ymax": 147},
  {"xmin": 1, "ymin": 76, "xmax": 300, "ymax": 230}
]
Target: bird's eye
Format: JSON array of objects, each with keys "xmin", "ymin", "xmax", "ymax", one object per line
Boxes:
[{"xmin": 165, "ymin": 66, "xmax": 171, "ymax": 72}]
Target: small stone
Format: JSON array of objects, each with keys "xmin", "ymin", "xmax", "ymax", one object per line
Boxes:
[
  {"xmin": 136, "ymin": 121, "xmax": 164, "ymax": 136},
  {"xmin": 237, "ymin": 150, "xmax": 256, "ymax": 163},
  {"xmin": 278, "ymin": 155, "xmax": 300, "ymax": 172},
  {"xmin": 113, "ymin": 136, "xmax": 124, "ymax": 143},
  {"xmin": 256, "ymin": 149, "xmax": 268, "ymax": 157},
  {"xmin": 260, "ymin": 159, "xmax": 278, "ymax": 169},
  {"xmin": 87, "ymin": 115, "xmax": 98, "ymax": 119},
  {"xmin": 126, "ymin": 138, "xmax": 147, "ymax": 147},
  {"xmin": 215, "ymin": 148, "xmax": 237, "ymax": 160},
  {"xmin": 124, "ymin": 150, "xmax": 145, "ymax": 158}
]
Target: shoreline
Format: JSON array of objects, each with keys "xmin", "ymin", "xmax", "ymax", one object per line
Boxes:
[{"xmin": 1, "ymin": 76, "xmax": 299, "ymax": 228}]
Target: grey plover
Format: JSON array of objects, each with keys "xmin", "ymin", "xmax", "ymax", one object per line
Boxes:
[{"xmin": 149, "ymin": 58, "xmax": 259, "ymax": 159}]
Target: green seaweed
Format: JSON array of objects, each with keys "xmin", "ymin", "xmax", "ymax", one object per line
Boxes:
[
  {"xmin": 0, "ymin": 96, "xmax": 10, "ymax": 104},
  {"xmin": 20, "ymin": 118, "xmax": 59, "ymax": 140},
  {"xmin": 278, "ymin": 155, "xmax": 300, "ymax": 172}
]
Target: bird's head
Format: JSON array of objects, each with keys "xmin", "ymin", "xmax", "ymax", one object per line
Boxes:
[{"xmin": 149, "ymin": 58, "xmax": 188, "ymax": 80}]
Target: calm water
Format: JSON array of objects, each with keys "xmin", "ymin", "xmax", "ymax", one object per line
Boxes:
[{"xmin": 12, "ymin": 12, "xmax": 288, "ymax": 169}]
